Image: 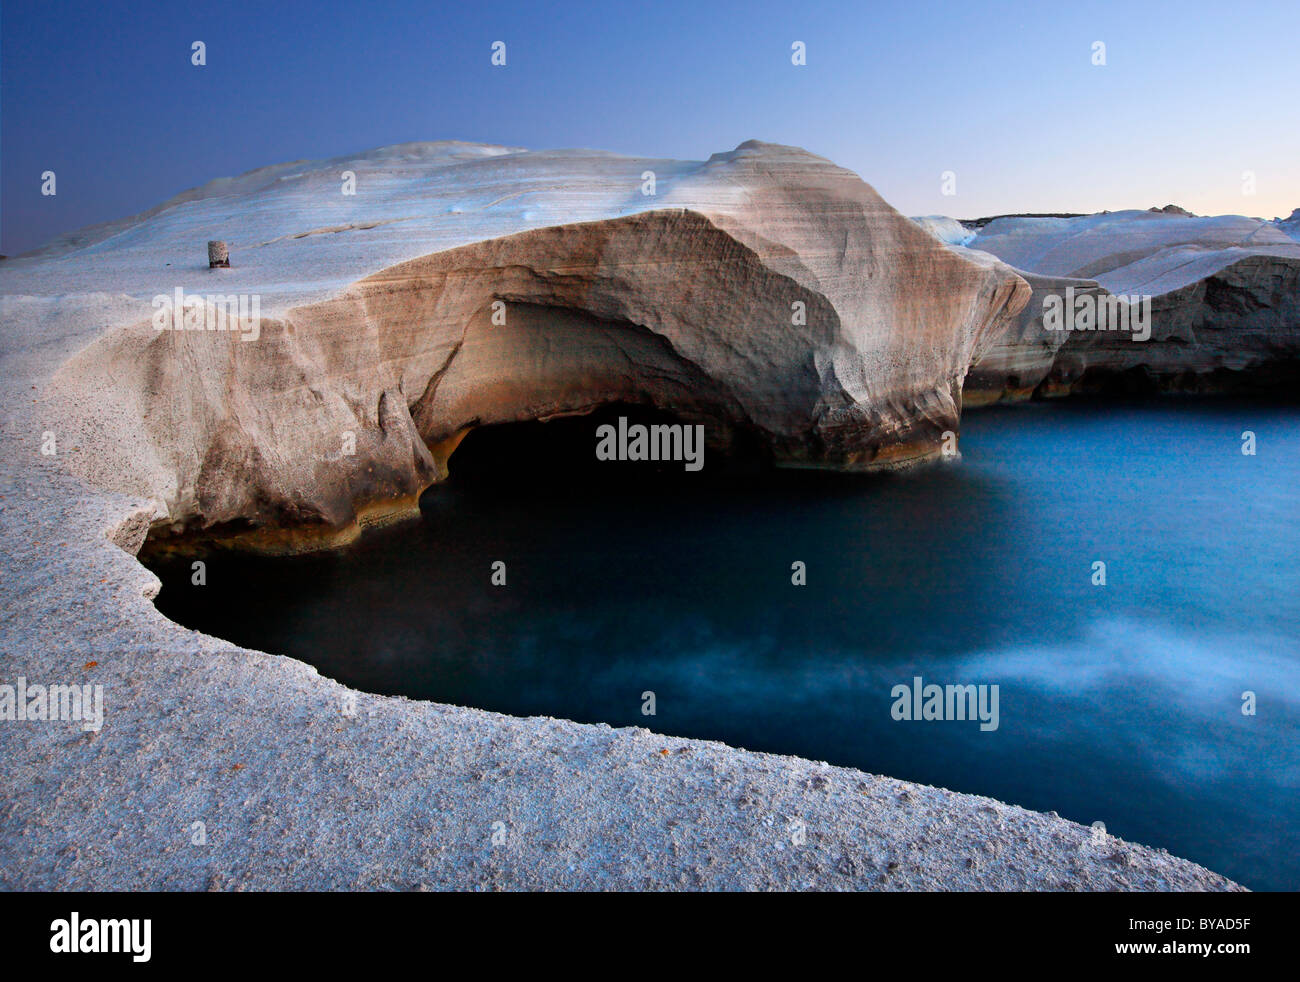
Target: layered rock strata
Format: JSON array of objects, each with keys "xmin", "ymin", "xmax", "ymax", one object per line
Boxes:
[
  {"xmin": 36, "ymin": 142, "xmax": 1028, "ymax": 551},
  {"xmin": 927, "ymin": 211, "xmax": 1300, "ymax": 403}
]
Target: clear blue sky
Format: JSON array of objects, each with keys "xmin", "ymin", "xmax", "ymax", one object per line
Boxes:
[{"xmin": 3, "ymin": 0, "xmax": 1298, "ymax": 254}]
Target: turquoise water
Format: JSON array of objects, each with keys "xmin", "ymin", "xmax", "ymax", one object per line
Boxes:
[{"xmin": 147, "ymin": 399, "xmax": 1300, "ymax": 890}]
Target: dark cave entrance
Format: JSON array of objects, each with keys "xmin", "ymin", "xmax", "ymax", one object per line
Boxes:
[{"xmin": 440, "ymin": 402, "xmax": 774, "ymax": 492}]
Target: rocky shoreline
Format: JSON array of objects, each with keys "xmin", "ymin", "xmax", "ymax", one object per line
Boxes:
[{"xmin": 0, "ymin": 141, "xmax": 1262, "ymax": 890}]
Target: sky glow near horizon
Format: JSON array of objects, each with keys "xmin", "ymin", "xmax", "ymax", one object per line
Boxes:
[{"xmin": 2, "ymin": 0, "xmax": 1297, "ymax": 254}]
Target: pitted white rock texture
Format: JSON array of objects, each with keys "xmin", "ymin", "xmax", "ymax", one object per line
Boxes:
[{"xmin": 0, "ymin": 143, "xmax": 1239, "ymax": 890}]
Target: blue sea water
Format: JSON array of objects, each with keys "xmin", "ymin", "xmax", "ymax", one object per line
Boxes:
[{"xmin": 147, "ymin": 399, "xmax": 1300, "ymax": 890}]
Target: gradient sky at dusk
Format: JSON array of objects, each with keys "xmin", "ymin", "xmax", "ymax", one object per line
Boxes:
[{"xmin": 3, "ymin": 0, "xmax": 1298, "ymax": 254}]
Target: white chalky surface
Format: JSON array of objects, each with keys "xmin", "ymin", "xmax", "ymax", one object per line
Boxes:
[{"xmin": 0, "ymin": 143, "xmax": 1240, "ymax": 890}]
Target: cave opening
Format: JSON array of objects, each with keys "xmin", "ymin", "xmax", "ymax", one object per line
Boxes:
[{"xmin": 438, "ymin": 401, "xmax": 774, "ymax": 494}]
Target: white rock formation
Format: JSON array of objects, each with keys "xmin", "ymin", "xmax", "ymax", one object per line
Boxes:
[
  {"xmin": 27, "ymin": 141, "xmax": 1028, "ymax": 550},
  {"xmin": 0, "ymin": 142, "xmax": 1244, "ymax": 892},
  {"xmin": 910, "ymin": 215, "xmax": 976, "ymax": 248},
  {"xmin": 1274, "ymin": 207, "xmax": 1300, "ymax": 242},
  {"xmin": 942, "ymin": 211, "xmax": 1300, "ymax": 402}
]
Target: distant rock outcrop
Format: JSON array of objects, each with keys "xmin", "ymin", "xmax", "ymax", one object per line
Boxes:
[
  {"xmin": 1274, "ymin": 208, "xmax": 1300, "ymax": 242},
  {"xmin": 956, "ymin": 210, "xmax": 1300, "ymax": 402},
  {"xmin": 36, "ymin": 141, "xmax": 1028, "ymax": 551},
  {"xmin": 909, "ymin": 215, "xmax": 976, "ymax": 247}
]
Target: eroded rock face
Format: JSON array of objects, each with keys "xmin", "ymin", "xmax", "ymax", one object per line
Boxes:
[
  {"xmin": 1275, "ymin": 208, "xmax": 1300, "ymax": 242},
  {"xmin": 949, "ymin": 211, "xmax": 1300, "ymax": 402},
  {"xmin": 38, "ymin": 141, "xmax": 1029, "ymax": 551},
  {"xmin": 962, "ymin": 266, "xmax": 1108, "ymax": 406}
]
